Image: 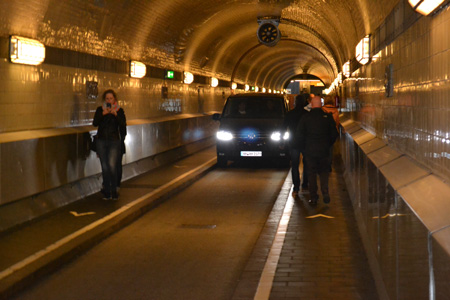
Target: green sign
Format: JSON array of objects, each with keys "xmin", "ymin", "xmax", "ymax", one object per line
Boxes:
[
  {"xmin": 251, "ymin": 86, "xmax": 255, "ymax": 91},
  {"xmin": 165, "ymin": 70, "xmax": 174, "ymax": 79}
]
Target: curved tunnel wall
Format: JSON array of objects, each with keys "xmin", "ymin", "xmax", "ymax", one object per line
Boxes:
[
  {"xmin": 339, "ymin": 5, "xmax": 450, "ymax": 299},
  {"xmin": 340, "ymin": 118, "xmax": 450, "ymax": 300}
]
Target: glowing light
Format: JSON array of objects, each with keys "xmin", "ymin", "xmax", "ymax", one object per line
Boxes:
[
  {"xmin": 245, "ymin": 84, "xmax": 250, "ymax": 91},
  {"xmin": 10, "ymin": 36, "xmax": 45, "ymax": 65},
  {"xmin": 271, "ymin": 132, "xmax": 281, "ymax": 141},
  {"xmin": 356, "ymin": 35, "xmax": 370, "ymax": 65},
  {"xmin": 262, "ymin": 88, "xmax": 266, "ymax": 93},
  {"xmin": 216, "ymin": 130, "xmax": 233, "ymax": 141},
  {"xmin": 184, "ymin": 72, "xmax": 194, "ymax": 84},
  {"xmin": 211, "ymin": 77, "xmax": 219, "ymax": 87},
  {"xmin": 231, "ymin": 82, "xmax": 237, "ymax": 90},
  {"xmin": 130, "ymin": 61, "xmax": 146, "ymax": 78},
  {"xmin": 343, "ymin": 61, "xmax": 351, "ymax": 77},
  {"xmin": 255, "ymin": 86, "xmax": 259, "ymax": 92},
  {"xmin": 408, "ymin": 0, "xmax": 446, "ymax": 15}
]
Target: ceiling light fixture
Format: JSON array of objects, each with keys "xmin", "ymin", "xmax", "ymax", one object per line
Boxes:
[{"xmin": 408, "ymin": 0, "xmax": 446, "ymax": 15}]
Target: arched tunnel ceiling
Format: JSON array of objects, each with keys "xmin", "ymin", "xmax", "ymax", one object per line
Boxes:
[{"xmin": 0, "ymin": 0, "xmax": 400, "ymax": 90}]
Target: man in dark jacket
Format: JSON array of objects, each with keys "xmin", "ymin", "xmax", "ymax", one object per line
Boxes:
[
  {"xmin": 284, "ymin": 94, "xmax": 309, "ymax": 197},
  {"xmin": 297, "ymin": 96, "xmax": 338, "ymax": 204}
]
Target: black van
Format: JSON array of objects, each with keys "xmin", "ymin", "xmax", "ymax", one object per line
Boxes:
[{"xmin": 212, "ymin": 93, "xmax": 290, "ymax": 167}]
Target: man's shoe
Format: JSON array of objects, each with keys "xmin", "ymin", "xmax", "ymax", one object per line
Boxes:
[
  {"xmin": 292, "ymin": 190, "xmax": 298, "ymax": 198},
  {"xmin": 323, "ymin": 194, "xmax": 330, "ymax": 204}
]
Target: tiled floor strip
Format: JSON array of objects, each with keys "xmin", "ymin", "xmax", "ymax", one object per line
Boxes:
[{"xmin": 253, "ymin": 194, "xmax": 295, "ymax": 300}]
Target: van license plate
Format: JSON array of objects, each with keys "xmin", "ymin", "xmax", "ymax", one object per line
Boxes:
[{"xmin": 241, "ymin": 151, "xmax": 262, "ymax": 157}]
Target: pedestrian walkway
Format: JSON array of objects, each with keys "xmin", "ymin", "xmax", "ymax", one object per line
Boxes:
[
  {"xmin": 0, "ymin": 147, "xmax": 217, "ymax": 299},
  {"xmin": 232, "ymin": 154, "xmax": 379, "ymax": 300}
]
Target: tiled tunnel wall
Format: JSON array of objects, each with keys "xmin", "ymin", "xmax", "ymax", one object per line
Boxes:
[
  {"xmin": 340, "ymin": 118, "xmax": 450, "ymax": 300},
  {"xmin": 341, "ymin": 5, "xmax": 450, "ymax": 184},
  {"xmin": 0, "ymin": 42, "xmax": 227, "ymax": 231},
  {"xmin": 340, "ymin": 8, "xmax": 450, "ymax": 298}
]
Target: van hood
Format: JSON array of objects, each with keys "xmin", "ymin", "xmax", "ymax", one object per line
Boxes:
[{"xmin": 219, "ymin": 117, "xmax": 285, "ymax": 133}]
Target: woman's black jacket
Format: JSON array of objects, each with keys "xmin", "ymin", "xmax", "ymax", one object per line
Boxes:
[{"xmin": 93, "ymin": 107, "xmax": 127, "ymax": 142}]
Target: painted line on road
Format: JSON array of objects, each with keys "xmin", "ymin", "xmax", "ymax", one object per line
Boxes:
[{"xmin": 253, "ymin": 190, "xmax": 295, "ymax": 300}]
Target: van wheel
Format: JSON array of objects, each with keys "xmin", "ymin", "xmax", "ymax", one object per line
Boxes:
[{"xmin": 217, "ymin": 156, "xmax": 227, "ymax": 167}]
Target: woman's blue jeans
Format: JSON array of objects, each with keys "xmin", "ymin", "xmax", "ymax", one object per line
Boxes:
[{"xmin": 96, "ymin": 139, "xmax": 121, "ymax": 195}]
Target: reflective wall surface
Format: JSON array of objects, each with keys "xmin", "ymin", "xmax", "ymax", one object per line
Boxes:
[
  {"xmin": 342, "ymin": 7, "xmax": 450, "ymax": 183},
  {"xmin": 0, "ymin": 60, "xmax": 228, "ymax": 133},
  {"xmin": 0, "ymin": 114, "xmax": 218, "ymax": 232},
  {"xmin": 340, "ymin": 118, "xmax": 450, "ymax": 300}
]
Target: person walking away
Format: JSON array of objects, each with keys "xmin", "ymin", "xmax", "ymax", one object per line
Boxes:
[
  {"xmin": 298, "ymin": 96, "xmax": 338, "ymax": 205},
  {"xmin": 284, "ymin": 94, "xmax": 309, "ymax": 197},
  {"xmin": 322, "ymin": 95, "xmax": 340, "ymax": 131},
  {"xmin": 93, "ymin": 89, "xmax": 127, "ymax": 200},
  {"xmin": 322, "ymin": 95, "xmax": 340, "ymax": 171}
]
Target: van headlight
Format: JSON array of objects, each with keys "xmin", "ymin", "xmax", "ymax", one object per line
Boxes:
[
  {"xmin": 217, "ymin": 130, "xmax": 233, "ymax": 141},
  {"xmin": 271, "ymin": 131, "xmax": 289, "ymax": 141},
  {"xmin": 271, "ymin": 131, "xmax": 281, "ymax": 141}
]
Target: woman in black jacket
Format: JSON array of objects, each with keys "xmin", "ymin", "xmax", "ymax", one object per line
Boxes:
[{"xmin": 93, "ymin": 89, "xmax": 127, "ymax": 200}]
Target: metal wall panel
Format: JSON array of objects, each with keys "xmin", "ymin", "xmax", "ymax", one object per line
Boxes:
[
  {"xmin": 353, "ymin": 130, "xmax": 376, "ymax": 145},
  {"xmin": 341, "ymin": 125, "xmax": 450, "ymax": 299},
  {"xmin": 397, "ymin": 195, "xmax": 429, "ymax": 300},
  {"xmin": 123, "ymin": 125, "xmax": 143, "ymax": 164},
  {"xmin": 397, "ymin": 175, "xmax": 450, "ymax": 233},
  {"xmin": 432, "ymin": 228, "xmax": 450, "ymax": 300},
  {"xmin": 379, "ymin": 156, "xmax": 430, "ymax": 190},
  {"xmin": 360, "ymin": 138, "xmax": 386, "ymax": 155},
  {"xmin": 368, "ymin": 146, "xmax": 403, "ymax": 167},
  {"xmin": 1, "ymin": 139, "xmax": 46, "ymax": 204},
  {"xmin": 141, "ymin": 123, "xmax": 158, "ymax": 158},
  {"xmin": 43, "ymin": 134, "xmax": 79, "ymax": 189}
]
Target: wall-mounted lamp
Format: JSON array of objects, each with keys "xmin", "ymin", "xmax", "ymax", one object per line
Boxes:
[
  {"xmin": 255, "ymin": 86, "xmax": 259, "ymax": 92},
  {"xmin": 356, "ymin": 35, "xmax": 370, "ymax": 65},
  {"xmin": 268, "ymin": 89, "xmax": 272, "ymax": 93},
  {"xmin": 245, "ymin": 84, "xmax": 250, "ymax": 91},
  {"xmin": 408, "ymin": 0, "xmax": 446, "ymax": 15},
  {"xmin": 211, "ymin": 77, "xmax": 219, "ymax": 87},
  {"xmin": 372, "ymin": 50, "xmax": 381, "ymax": 62},
  {"xmin": 231, "ymin": 82, "xmax": 237, "ymax": 90},
  {"xmin": 262, "ymin": 87, "xmax": 266, "ymax": 93},
  {"xmin": 184, "ymin": 71, "xmax": 194, "ymax": 84},
  {"xmin": 130, "ymin": 61, "xmax": 146, "ymax": 78},
  {"xmin": 10, "ymin": 35, "xmax": 45, "ymax": 65},
  {"xmin": 343, "ymin": 61, "xmax": 351, "ymax": 77}
]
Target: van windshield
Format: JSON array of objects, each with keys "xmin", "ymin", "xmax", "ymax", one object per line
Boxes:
[{"xmin": 222, "ymin": 97, "xmax": 285, "ymax": 119}]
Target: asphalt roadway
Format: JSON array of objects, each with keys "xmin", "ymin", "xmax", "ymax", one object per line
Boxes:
[{"xmin": 8, "ymin": 147, "xmax": 290, "ymax": 300}]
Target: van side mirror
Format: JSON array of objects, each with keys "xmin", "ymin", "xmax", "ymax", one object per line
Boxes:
[{"xmin": 212, "ymin": 113, "xmax": 221, "ymax": 121}]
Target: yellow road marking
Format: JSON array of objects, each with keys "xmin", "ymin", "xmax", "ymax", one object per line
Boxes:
[{"xmin": 306, "ymin": 214, "xmax": 335, "ymax": 219}]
